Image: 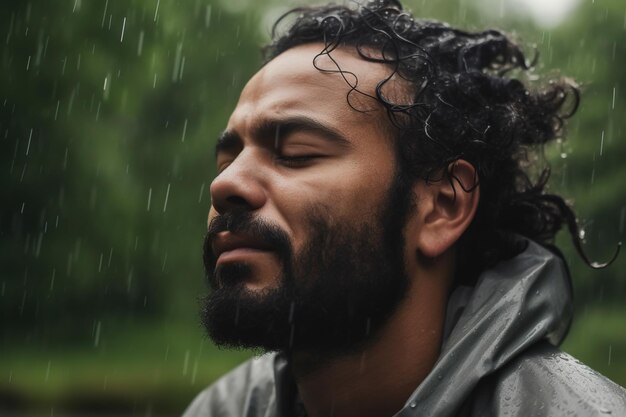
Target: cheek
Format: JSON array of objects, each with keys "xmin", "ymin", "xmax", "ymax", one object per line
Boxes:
[
  {"xmin": 322, "ymin": 162, "xmax": 394, "ymax": 215},
  {"xmin": 274, "ymin": 163, "xmax": 393, "ymax": 233}
]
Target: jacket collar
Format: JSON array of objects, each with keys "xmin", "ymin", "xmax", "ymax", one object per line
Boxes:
[{"xmin": 395, "ymin": 239, "xmax": 573, "ymax": 416}]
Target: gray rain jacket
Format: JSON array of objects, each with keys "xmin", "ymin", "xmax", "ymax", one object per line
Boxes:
[{"xmin": 183, "ymin": 240, "xmax": 626, "ymax": 416}]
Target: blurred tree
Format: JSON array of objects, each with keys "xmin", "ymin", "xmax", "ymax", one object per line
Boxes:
[
  {"xmin": 1, "ymin": 0, "xmax": 623, "ymax": 344},
  {"xmin": 0, "ymin": 0, "xmax": 263, "ymax": 343},
  {"xmin": 544, "ymin": 0, "xmax": 626, "ymax": 305}
]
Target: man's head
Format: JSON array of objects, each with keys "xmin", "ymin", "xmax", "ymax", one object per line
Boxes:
[
  {"xmin": 202, "ymin": 0, "xmax": 579, "ymax": 356},
  {"xmin": 201, "ymin": 44, "xmax": 471, "ymax": 356}
]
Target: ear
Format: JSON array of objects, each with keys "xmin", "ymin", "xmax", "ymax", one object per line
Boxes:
[{"xmin": 407, "ymin": 160, "xmax": 480, "ymax": 259}]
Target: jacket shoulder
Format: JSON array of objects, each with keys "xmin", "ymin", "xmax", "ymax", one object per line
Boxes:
[
  {"xmin": 471, "ymin": 343, "xmax": 626, "ymax": 417},
  {"xmin": 182, "ymin": 353, "xmax": 278, "ymax": 417}
]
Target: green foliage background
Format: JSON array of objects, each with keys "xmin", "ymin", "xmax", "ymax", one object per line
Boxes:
[{"xmin": 1, "ymin": 0, "xmax": 624, "ymax": 414}]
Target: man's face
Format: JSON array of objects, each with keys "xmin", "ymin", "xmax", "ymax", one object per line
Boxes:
[{"xmin": 202, "ymin": 44, "xmax": 414, "ymax": 354}]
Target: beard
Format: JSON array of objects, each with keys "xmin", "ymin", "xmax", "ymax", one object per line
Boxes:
[{"xmin": 201, "ymin": 173, "xmax": 414, "ymax": 358}]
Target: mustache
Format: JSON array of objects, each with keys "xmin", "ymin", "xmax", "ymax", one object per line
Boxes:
[{"xmin": 203, "ymin": 210, "xmax": 292, "ymax": 273}]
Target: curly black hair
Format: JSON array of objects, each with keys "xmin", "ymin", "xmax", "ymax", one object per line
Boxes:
[{"xmin": 263, "ymin": 0, "xmax": 618, "ymax": 284}]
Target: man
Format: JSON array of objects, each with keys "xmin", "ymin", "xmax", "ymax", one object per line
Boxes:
[{"xmin": 185, "ymin": 1, "xmax": 626, "ymax": 416}]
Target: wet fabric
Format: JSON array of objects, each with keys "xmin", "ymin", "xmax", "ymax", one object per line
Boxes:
[{"xmin": 183, "ymin": 240, "xmax": 626, "ymax": 417}]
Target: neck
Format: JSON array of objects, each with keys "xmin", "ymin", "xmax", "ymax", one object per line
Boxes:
[{"xmin": 291, "ymin": 264, "xmax": 450, "ymax": 417}]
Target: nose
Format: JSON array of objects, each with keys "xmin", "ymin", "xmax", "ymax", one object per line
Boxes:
[{"xmin": 210, "ymin": 151, "xmax": 267, "ymax": 215}]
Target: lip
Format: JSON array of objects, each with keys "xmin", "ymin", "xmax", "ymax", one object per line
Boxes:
[{"xmin": 212, "ymin": 232, "xmax": 273, "ymax": 263}]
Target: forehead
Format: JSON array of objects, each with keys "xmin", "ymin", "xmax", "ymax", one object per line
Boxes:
[{"xmin": 227, "ymin": 43, "xmax": 403, "ymax": 141}]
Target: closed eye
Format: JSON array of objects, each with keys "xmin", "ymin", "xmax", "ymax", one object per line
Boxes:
[{"xmin": 275, "ymin": 154, "xmax": 322, "ymax": 167}]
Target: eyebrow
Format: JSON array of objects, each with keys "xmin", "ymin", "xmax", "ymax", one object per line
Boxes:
[
  {"xmin": 214, "ymin": 131, "xmax": 241, "ymax": 157},
  {"xmin": 214, "ymin": 115, "xmax": 352, "ymax": 157}
]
